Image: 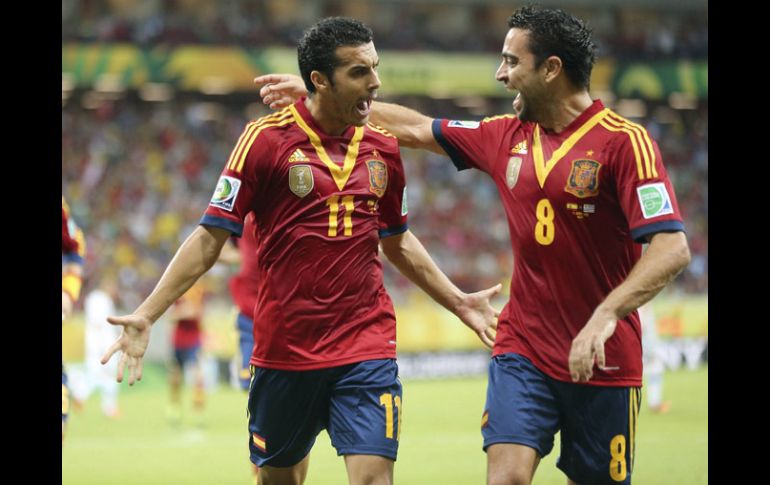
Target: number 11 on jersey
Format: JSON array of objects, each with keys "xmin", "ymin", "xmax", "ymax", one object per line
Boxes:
[{"xmin": 327, "ymin": 194, "xmax": 355, "ymax": 237}]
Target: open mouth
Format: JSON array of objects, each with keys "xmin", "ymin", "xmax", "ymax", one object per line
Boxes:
[{"xmin": 356, "ymin": 96, "xmax": 374, "ymax": 117}]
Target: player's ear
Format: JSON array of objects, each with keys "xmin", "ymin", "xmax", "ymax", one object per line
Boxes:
[
  {"xmin": 543, "ymin": 56, "xmax": 562, "ymax": 83},
  {"xmin": 310, "ymin": 70, "xmax": 331, "ymax": 93}
]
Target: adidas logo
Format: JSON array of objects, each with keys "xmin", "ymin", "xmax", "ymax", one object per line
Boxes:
[
  {"xmin": 511, "ymin": 141, "xmax": 528, "ymax": 155},
  {"xmin": 288, "ymin": 149, "xmax": 309, "ymax": 163}
]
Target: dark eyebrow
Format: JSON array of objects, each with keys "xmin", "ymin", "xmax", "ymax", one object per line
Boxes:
[
  {"xmin": 348, "ymin": 60, "xmax": 379, "ymax": 71},
  {"xmin": 501, "ymin": 53, "xmax": 518, "ymax": 63}
]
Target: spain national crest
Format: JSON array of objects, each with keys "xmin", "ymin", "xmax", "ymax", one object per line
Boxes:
[
  {"xmin": 565, "ymin": 159, "xmax": 601, "ymax": 198},
  {"xmin": 289, "ymin": 165, "xmax": 314, "ymax": 197},
  {"xmin": 367, "ymin": 159, "xmax": 388, "ymax": 198}
]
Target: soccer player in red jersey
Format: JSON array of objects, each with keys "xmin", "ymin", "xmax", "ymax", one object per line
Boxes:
[
  {"xmin": 255, "ymin": 7, "xmax": 691, "ymax": 484},
  {"xmin": 62, "ymin": 197, "xmax": 85, "ymax": 321},
  {"xmin": 216, "ymin": 213, "xmax": 262, "ymax": 477},
  {"xmin": 217, "ymin": 212, "xmax": 260, "ymax": 392},
  {"xmin": 101, "ymin": 17, "xmax": 499, "ymax": 485},
  {"xmin": 167, "ymin": 281, "xmax": 207, "ymax": 426},
  {"xmin": 62, "ymin": 196, "xmax": 86, "ymax": 441}
]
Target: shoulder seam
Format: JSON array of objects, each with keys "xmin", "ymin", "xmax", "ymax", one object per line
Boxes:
[
  {"xmin": 482, "ymin": 114, "xmax": 517, "ymax": 124},
  {"xmin": 226, "ymin": 116, "xmax": 296, "ymax": 173},
  {"xmin": 599, "ymin": 110, "xmax": 656, "ymax": 180}
]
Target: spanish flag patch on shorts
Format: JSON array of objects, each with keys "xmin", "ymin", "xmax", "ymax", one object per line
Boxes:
[{"xmin": 252, "ymin": 432, "xmax": 266, "ymax": 452}]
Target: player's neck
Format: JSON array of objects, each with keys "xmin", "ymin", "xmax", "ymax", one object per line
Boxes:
[
  {"xmin": 539, "ymin": 89, "xmax": 593, "ymax": 134},
  {"xmin": 304, "ymin": 96, "xmax": 348, "ymax": 137}
]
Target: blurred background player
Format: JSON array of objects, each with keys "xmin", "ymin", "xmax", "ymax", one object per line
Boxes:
[
  {"xmin": 217, "ymin": 212, "xmax": 259, "ymax": 392},
  {"xmin": 70, "ymin": 274, "xmax": 122, "ymax": 418},
  {"xmin": 217, "ymin": 215, "xmax": 260, "ymax": 485},
  {"xmin": 639, "ymin": 300, "xmax": 671, "ymax": 414},
  {"xmin": 62, "ymin": 197, "xmax": 85, "ymax": 320},
  {"xmin": 62, "ymin": 196, "xmax": 86, "ymax": 442},
  {"xmin": 217, "ymin": 214, "xmax": 262, "ymax": 480},
  {"xmin": 167, "ymin": 280, "xmax": 208, "ymax": 426}
]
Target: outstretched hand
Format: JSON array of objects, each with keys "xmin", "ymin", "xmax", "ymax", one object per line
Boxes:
[
  {"xmin": 100, "ymin": 314, "xmax": 153, "ymax": 385},
  {"xmin": 455, "ymin": 283, "xmax": 503, "ymax": 349},
  {"xmin": 254, "ymin": 74, "xmax": 307, "ymax": 110}
]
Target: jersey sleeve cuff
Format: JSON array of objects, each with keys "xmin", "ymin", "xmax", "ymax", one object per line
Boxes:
[
  {"xmin": 432, "ymin": 119, "xmax": 471, "ymax": 171},
  {"xmin": 631, "ymin": 220, "xmax": 686, "ymax": 243},
  {"xmin": 200, "ymin": 214, "xmax": 243, "ymax": 236},
  {"xmin": 379, "ymin": 223, "xmax": 408, "ymax": 239}
]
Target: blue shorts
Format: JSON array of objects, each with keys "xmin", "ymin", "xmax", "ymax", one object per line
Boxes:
[
  {"xmin": 247, "ymin": 358, "xmax": 402, "ymax": 468},
  {"xmin": 173, "ymin": 344, "xmax": 201, "ymax": 369},
  {"xmin": 62, "ymin": 370, "xmax": 69, "ymax": 423},
  {"xmin": 236, "ymin": 312, "xmax": 254, "ymax": 391},
  {"xmin": 483, "ymin": 353, "xmax": 641, "ymax": 484}
]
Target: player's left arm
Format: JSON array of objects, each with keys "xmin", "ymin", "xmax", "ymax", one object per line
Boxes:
[
  {"xmin": 380, "ymin": 230, "xmax": 501, "ymax": 348},
  {"xmin": 569, "ymin": 127, "xmax": 691, "ymax": 382},
  {"xmin": 569, "ymin": 232, "xmax": 690, "ymax": 382}
]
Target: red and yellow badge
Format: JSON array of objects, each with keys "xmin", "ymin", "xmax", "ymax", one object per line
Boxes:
[
  {"xmin": 366, "ymin": 150, "xmax": 388, "ymax": 198},
  {"xmin": 565, "ymin": 159, "xmax": 601, "ymax": 198},
  {"xmin": 252, "ymin": 432, "xmax": 266, "ymax": 452}
]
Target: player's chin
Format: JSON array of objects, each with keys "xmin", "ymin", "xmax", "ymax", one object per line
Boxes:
[{"xmin": 350, "ymin": 111, "xmax": 370, "ymax": 126}]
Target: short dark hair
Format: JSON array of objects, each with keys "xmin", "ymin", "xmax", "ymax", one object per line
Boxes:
[
  {"xmin": 297, "ymin": 17, "xmax": 374, "ymax": 94},
  {"xmin": 507, "ymin": 6, "xmax": 597, "ymax": 89}
]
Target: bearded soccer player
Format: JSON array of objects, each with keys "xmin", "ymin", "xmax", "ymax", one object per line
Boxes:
[
  {"xmin": 62, "ymin": 196, "xmax": 85, "ymax": 441},
  {"xmin": 255, "ymin": 6, "xmax": 691, "ymax": 485},
  {"xmin": 102, "ymin": 17, "xmax": 499, "ymax": 485}
]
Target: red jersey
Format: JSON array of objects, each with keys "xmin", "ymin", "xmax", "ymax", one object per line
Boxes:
[
  {"xmin": 228, "ymin": 213, "xmax": 260, "ymax": 318},
  {"xmin": 201, "ymin": 98, "xmax": 408, "ymax": 370},
  {"xmin": 62, "ymin": 197, "xmax": 85, "ymax": 264},
  {"xmin": 433, "ymin": 100, "xmax": 684, "ymax": 386}
]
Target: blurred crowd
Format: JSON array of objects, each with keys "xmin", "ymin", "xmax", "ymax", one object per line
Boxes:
[
  {"xmin": 62, "ymin": 0, "xmax": 707, "ymax": 60},
  {"xmin": 62, "ymin": 93, "xmax": 707, "ymax": 310}
]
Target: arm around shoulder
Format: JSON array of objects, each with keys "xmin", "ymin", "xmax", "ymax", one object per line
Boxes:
[{"xmin": 370, "ymin": 101, "xmax": 445, "ymax": 155}]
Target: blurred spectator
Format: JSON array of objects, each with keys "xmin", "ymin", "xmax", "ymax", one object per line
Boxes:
[{"xmin": 62, "ymin": 0, "xmax": 707, "ymax": 59}]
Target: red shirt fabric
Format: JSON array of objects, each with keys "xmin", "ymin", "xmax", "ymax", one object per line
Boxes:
[{"xmin": 228, "ymin": 213, "xmax": 260, "ymax": 318}]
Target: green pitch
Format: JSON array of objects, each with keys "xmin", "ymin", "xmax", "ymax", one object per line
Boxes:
[{"xmin": 62, "ymin": 365, "xmax": 707, "ymax": 484}]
